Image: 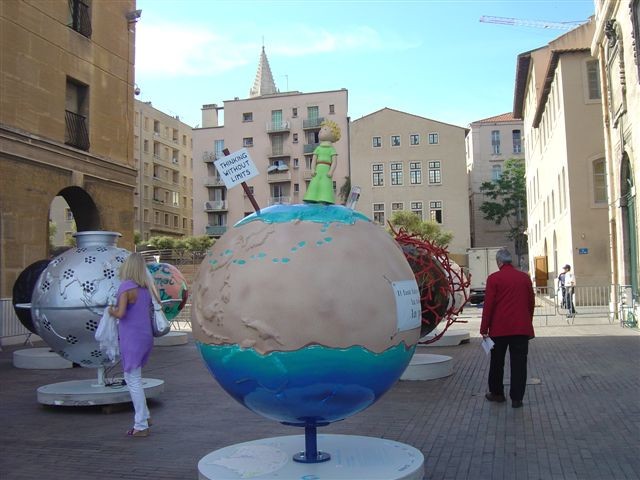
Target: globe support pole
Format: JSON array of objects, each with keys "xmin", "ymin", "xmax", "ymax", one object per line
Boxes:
[{"xmin": 292, "ymin": 423, "xmax": 330, "ymax": 463}]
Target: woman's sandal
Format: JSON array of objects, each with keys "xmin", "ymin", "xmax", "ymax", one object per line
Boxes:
[{"xmin": 126, "ymin": 428, "xmax": 149, "ymax": 437}]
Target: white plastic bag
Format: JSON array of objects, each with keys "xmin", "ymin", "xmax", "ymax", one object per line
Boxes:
[
  {"xmin": 151, "ymin": 296, "xmax": 170, "ymax": 337},
  {"xmin": 95, "ymin": 305, "xmax": 119, "ymax": 362}
]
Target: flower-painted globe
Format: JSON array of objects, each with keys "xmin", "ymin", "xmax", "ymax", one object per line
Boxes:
[
  {"xmin": 30, "ymin": 232, "xmax": 130, "ymax": 367},
  {"xmin": 146, "ymin": 262, "xmax": 188, "ymax": 321},
  {"xmin": 192, "ymin": 204, "xmax": 421, "ymax": 426}
]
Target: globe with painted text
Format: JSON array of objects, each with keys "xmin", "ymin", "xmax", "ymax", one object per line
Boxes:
[{"xmin": 192, "ymin": 204, "xmax": 421, "ymax": 426}]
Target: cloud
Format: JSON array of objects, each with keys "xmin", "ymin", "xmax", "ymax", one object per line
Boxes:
[
  {"xmin": 135, "ymin": 22, "xmax": 254, "ymax": 76},
  {"xmin": 135, "ymin": 21, "xmax": 419, "ymax": 77}
]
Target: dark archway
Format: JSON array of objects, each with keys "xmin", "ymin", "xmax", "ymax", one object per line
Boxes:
[{"xmin": 58, "ymin": 186, "xmax": 101, "ymax": 232}]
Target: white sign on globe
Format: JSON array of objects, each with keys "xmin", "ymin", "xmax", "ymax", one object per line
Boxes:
[{"xmin": 214, "ymin": 148, "xmax": 259, "ymax": 189}]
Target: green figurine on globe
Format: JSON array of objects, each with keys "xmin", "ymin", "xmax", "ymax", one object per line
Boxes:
[{"xmin": 303, "ymin": 120, "xmax": 341, "ymax": 204}]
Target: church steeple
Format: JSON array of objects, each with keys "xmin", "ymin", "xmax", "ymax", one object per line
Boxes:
[{"xmin": 249, "ymin": 46, "xmax": 278, "ymax": 98}]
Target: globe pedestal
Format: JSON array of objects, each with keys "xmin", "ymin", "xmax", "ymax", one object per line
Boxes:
[
  {"xmin": 400, "ymin": 353, "xmax": 453, "ymax": 381},
  {"xmin": 198, "ymin": 434, "xmax": 424, "ymax": 480},
  {"xmin": 153, "ymin": 331, "xmax": 189, "ymax": 346},
  {"xmin": 36, "ymin": 367, "xmax": 164, "ymax": 406},
  {"xmin": 13, "ymin": 347, "xmax": 73, "ymax": 369},
  {"xmin": 419, "ymin": 329, "xmax": 470, "ymax": 346}
]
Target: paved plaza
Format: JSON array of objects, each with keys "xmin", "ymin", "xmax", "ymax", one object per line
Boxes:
[{"xmin": 1, "ymin": 310, "xmax": 638, "ymax": 480}]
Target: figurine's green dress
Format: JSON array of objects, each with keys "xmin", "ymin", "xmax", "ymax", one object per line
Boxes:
[{"xmin": 304, "ymin": 144, "xmax": 336, "ymax": 204}]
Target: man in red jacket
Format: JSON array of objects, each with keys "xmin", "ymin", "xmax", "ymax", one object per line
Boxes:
[{"xmin": 480, "ymin": 248, "xmax": 535, "ymax": 408}]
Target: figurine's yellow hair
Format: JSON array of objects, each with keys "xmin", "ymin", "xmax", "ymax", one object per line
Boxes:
[{"xmin": 321, "ymin": 120, "xmax": 341, "ymax": 142}]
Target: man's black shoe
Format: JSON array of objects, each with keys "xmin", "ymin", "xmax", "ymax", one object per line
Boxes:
[
  {"xmin": 485, "ymin": 393, "xmax": 506, "ymax": 403},
  {"xmin": 512, "ymin": 400, "xmax": 523, "ymax": 408}
]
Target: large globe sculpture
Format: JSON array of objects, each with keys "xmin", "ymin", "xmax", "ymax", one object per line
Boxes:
[
  {"xmin": 31, "ymin": 231, "xmax": 130, "ymax": 367},
  {"xmin": 192, "ymin": 204, "xmax": 421, "ymax": 426},
  {"xmin": 13, "ymin": 259, "xmax": 51, "ymax": 334},
  {"xmin": 147, "ymin": 262, "xmax": 188, "ymax": 321}
]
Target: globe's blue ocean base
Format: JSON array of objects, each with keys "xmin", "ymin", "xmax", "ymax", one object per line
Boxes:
[{"xmin": 197, "ymin": 342, "xmax": 416, "ymax": 425}]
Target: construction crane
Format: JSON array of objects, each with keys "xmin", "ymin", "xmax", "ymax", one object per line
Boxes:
[{"xmin": 479, "ymin": 15, "xmax": 587, "ymax": 30}]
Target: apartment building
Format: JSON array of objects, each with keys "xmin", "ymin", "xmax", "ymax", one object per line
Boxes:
[
  {"xmin": 350, "ymin": 108, "xmax": 470, "ymax": 260},
  {"xmin": 514, "ymin": 18, "xmax": 610, "ymax": 288},
  {"xmin": 592, "ymin": 0, "xmax": 640, "ymax": 305},
  {"xmin": 0, "ymin": 0, "xmax": 138, "ymax": 296},
  {"xmin": 466, "ymin": 113, "xmax": 525, "ymax": 259},
  {"xmin": 134, "ymin": 100, "xmax": 194, "ymax": 241},
  {"xmin": 192, "ymin": 48, "xmax": 349, "ymax": 236}
]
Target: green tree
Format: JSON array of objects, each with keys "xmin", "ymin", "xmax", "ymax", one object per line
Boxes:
[
  {"xmin": 388, "ymin": 211, "xmax": 454, "ymax": 247},
  {"xmin": 48, "ymin": 220, "xmax": 57, "ymax": 249},
  {"xmin": 479, "ymin": 158, "xmax": 528, "ymax": 264}
]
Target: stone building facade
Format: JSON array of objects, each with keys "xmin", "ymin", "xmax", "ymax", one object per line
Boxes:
[{"xmin": 0, "ymin": 0, "xmax": 138, "ymax": 296}]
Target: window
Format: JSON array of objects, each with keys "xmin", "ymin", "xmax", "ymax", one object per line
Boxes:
[
  {"xmin": 173, "ymin": 215, "xmax": 179, "ymax": 228},
  {"xmin": 391, "ymin": 135, "xmax": 401, "ymax": 147},
  {"xmin": 65, "ymin": 78, "xmax": 89, "ymax": 151},
  {"xmin": 294, "ymin": 183, "xmax": 300, "ymax": 193},
  {"xmin": 293, "ymin": 158, "xmax": 299, "ymax": 168},
  {"xmin": 243, "ymin": 137, "xmax": 253, "ymax": 147},
  {"xmin": 292, "ymin": 107, "xmax": 298, "ymax": 118},
  {"xmin": 391, "ymin": 202, "xmax": 404, "ymax": 211},
  {"xmin": 329, "ymin": 104, "xmax": 335, "ymax": 114},
  {"xmin": 164, "ymin": 213, "xmax": 169, "ymax": 226},
  {"xmin": 373, "ymin": 203, "xmax": 385, "ymax": 224},
  {"xmin": 242, "ymin": 112, "xmax": 253, "ymax": 122},
  {"xmin": 410, "ymin": 134, "xmax": 420, "ymax": 145},
  {"xmin": 428, "ymin": 161, "xmax": 441, "ymax": 184},
  {"xmin": 593, "ymin": 158, "xmax": 607, "ymax": 203},
  {"xmin": 182, "ymin": 135, "xmax": 187, "ymax": 146},
  {"xmin": 305, "ymin": 157, "xmax": 313, "ymax": 170},
  {"xmin": 586, "ymin": 60, "xmax": 601, "ymax": 100},
  {"xmin": 390, "ymin": 162, "xmax": 403, "ymax": 185},
  {"xmin": 372, "ymin": 164, "xmax": 384, "ymax": 186},
  {"xmin": 491, "ymin": 130, "xmax": 501, "ymax": 154},
  {"xmin": 512, "ymin": 130, "xmax": 522, "ymax": 153},
  {"xmin": 410, "ymin": 162, "xmax": 422, "ymax": 184},
  {"xmin": 430, "ymin": 201, "xmax": 443, "ymax": 223},
  {"xmin": 492, "ymin": 164, "xmax": 502, "ymax": 181},
  {"xmin": 373, "ymin": 136, "xmax": 382, "ymax": 148},
  {"xmin": 293, "ymin": 133, "xmax": 298, "ymax": 143},
  {"xmin": 428, "ymin": 133, "xmax": 439, "ymax": 144},
  {"xmin": 143, "ymin": 209, "xmax": 149, "ymax": 222},
  {"xmin": 65, "ymin": 208, "xmax": 73, "ymax": 221},
  {"xmin": 214, "ymin": 140, "xmax": 224, "ymax": 157},
  {"xmin": 68, "ymin": 0, "xmax": 91, "ymax": 37},
  {"xmin": 411, "ymin": 201, "xmax": 423, "ymax": 219},
  {"xmin": 153, "ymin": 120, "xmax": 160, "ymax": 135},
  {"xmin": 143, "ymin": 140, "xmax": 149, "ymax": 153}
]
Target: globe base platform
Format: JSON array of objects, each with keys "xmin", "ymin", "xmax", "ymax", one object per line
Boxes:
[
  {"xmin": 400, "ymin": 353, "xmax": 453, "ymax": 380},
  {"xmin": 13, "ymin": 347, "xmax": 73, "ymax": 369},
  {"xmin": 154, "ymin": 331, "xmax": 189, "ymax": 346},
  {"xmin": 37, "ymin": 377, "xmax": 164, "ymax": 406},
  {"xmin": 419, "ymin": 329, "xmax": 470, "ymax": 346},
  {"xmin": 198, "ymin": 434, "xmax": 424, "ymax": 480}
]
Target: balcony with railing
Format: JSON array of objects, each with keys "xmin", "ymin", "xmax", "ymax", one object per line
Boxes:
[
  {"xmin": 64, "ymin": 110, "xmax": 90, "ymax": 151},
  {"xmin": 68, "ymin": 0, "xmax": 91, "ymax": 37},
  {"xmin": 267, "ymin": 171, "xmax": 292, "ymax": 183},
  {"xmin": 268, "ymin": 148, "xmax": 291, "ymax": 159},
  {"xmin": 268, "ymin": 196, "xmax": 291, "ymax": 206},
  {"xmin": 266, "ymin": 120, "xmax": 291, "ymax": 134},
  {"xmin": 303, "ymin": 143, "xmax": 319, "ymax": 154},
  {"xmin": 302, "ymin": 117, "xmax": 324, "ymax": 129},
  {"xmin": 204, "ymin": 176, "xmax": 225, "ymax": 187},
  {"xmin": 204, "ymin": 200, "xmax": 228, "ymax": 211},
  {"xmin": 202, "ymin": 151, "xmax": 222, "ymax": 163},
  {"xmin": 206, "ymin": 225, "xmax": 228, "ymax": 236},
  {"xmin": 303, "ymin": 169, "xmax": 314, "ymax": 180}
]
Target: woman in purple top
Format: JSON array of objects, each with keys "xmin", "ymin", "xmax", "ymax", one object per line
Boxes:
[{"xmin": 109, "ymin": 253, "xmax": 157, "ymax": 437}]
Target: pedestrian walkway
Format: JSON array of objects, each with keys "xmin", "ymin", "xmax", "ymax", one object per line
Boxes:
[{"xmin": 0, "ymin": 311, "xmax": 638, "ymax": 479}]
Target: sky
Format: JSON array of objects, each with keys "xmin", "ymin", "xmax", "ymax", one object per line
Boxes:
[{"xmin": 134, "ymin": 0, "xmax": 596, "ymax": 129}]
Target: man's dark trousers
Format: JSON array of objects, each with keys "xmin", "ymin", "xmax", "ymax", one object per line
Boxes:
[{"xmin": 489, "ymin": 335, "xmax": 529, "ymax": 401}]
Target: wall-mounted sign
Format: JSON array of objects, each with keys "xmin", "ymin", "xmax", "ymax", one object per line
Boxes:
[{"xmin": 578, "ymin": 248, "xmax": 589, "ymax": 255}]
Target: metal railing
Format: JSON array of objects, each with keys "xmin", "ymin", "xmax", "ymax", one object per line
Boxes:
[
  {"xmin": 64, "ymin": 110, "xmax": 90, "ymax": 150},
  {"xmin": 533, "ymin": 285, "xmax": 613, "ymax": 325},
  {"xmin": 0, "ymin": 298, "xmax": 33, "ymax": 349}
]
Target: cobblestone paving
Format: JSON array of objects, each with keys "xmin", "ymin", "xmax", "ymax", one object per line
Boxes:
[{"xmin": 0, "ymin": 311, "xmax": 638, "ymax": 480}]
